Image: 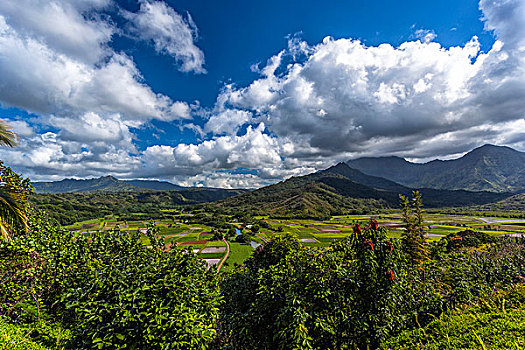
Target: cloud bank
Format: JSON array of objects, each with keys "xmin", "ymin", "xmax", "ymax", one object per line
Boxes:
[
  {"xmin": 0, "ymin": 0, "xmax": 198, "ymax": 180},
  {"xmin": 1, "ymin": 0, "xmax": 525, "ymax": 188}
]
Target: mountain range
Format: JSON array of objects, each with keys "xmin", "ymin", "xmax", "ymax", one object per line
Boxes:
[
  {"xmin": 213, "ymin": 162, "xmax": 510, "ymax": 218},
  {"xmin": 346, "ymin": 144, "xmax": 525, "ymax": 193},
  {"xmin": 32, "ymin": 176, "xmax": 185, "ymax": 193},
  {"xmin": 33, "ymin": 144, "xmax": 525, "ymax": 195},
  {"xmin": 31, "ymin": 144, "xmax": 525, "ymax": 219}
]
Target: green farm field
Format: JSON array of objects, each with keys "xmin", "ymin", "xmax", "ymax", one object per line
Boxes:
[{"xmin": 66, "ymin": 211, "xmax": 525, "ymax": 272}]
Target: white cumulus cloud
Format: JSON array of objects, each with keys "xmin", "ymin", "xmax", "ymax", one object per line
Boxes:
[
  {"xmin": 123, "ymin": 0, "xmax": 206, "ymax": 73},
  {"xmin": 212, "ymin": 0, "xmax": 525, "ymax": 168}
]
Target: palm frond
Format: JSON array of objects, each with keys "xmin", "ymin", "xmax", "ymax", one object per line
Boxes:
[
  {"xmin": 0, "ymin": 186, "xmax": 28, "ymax": 241},
  {"xmin": 0, "ymin": 120, "xmax": 18, "ymax": 147}
]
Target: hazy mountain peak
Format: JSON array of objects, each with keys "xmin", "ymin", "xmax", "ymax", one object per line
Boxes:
[{"xmin": 347, "ymin": 144, "xmax": 525, "ymax": 192}]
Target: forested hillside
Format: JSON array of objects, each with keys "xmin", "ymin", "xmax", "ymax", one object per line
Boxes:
[
  {"xmin": 31, "ymin": 188, "xmax": 247, "ymax": 224},
  {"xmin": 32, "ymin": 176, "xmax": 186, "ymax": 193},
  {"xmin": 212, "ymin": 163, "xmax": 511, "ymax": 218}
]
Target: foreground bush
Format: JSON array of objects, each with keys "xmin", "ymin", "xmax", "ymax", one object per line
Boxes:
[
  {"xmin": 219, "ymin": 224, "xmax": 426, "ymax": 349},
  {"xmin": 55, "ymin": 224, "xmax": 220, "ymax": 349},
  {"xmin": 1, "ymin": 208, "xmax": 220, "ymax": 349},
  {"xmin": 383, "ymin": 285, "xmax": 525, "ymax": 349},
  {"xmin": 0, "ymin": 316, "xmax": 49, "ymax": 350},
  {"xmin": 0, "ymin": 316, "xmax": 69, "ymax": 350},
  {"xmin": 219, "ymin": 225, "xmax": 525, "ymax": 349}
]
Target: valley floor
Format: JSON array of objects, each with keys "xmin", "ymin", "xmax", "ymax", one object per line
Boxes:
[{"xmin": 66, "ymin": 211, "xmax": 525, "ymax": 271}]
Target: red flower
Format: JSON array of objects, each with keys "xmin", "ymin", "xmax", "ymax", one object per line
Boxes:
[
  {"xmin": 363, "ymin": 239, "xmax": 374, "ymax": 251},
  {"xmin": 387, "ymin": 269, "xmax": 396, "ymax": 283},
  {"xmin": 354, "ymin": 223, "xmax": 362, "ymax": 235},
  {"xmin": 370, "ymin": 219, "xmax": 379, "ymax": 230},
  {"xmin": 386, "ymin": 241, "xmax": 393, "ymax": 252}
]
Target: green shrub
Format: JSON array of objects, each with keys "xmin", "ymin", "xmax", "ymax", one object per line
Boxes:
[
  {"xmin": 0, "ymin": 316, "xmax": 69, "ymax": 350},
  {"xmin": 383, "ymin": 285, "xmax": 525, "ymax": 349},
  {"xmin": 219, "ymin": 224, "xmax": 413, "ymax": 349},
  {"xmin": 1, "ymin": 206, "xmax": 221, "ymax": 349},
  {"xmin": 0, "ymin": 317, "xmax": 49, "ymax": 350},
  {"xmin": 443, "ymin": 229, "xmax": 497, "ymax": 252},
  {"xmin": 49, "ymin": 224, "xmax": 220, "ymax": 349}
]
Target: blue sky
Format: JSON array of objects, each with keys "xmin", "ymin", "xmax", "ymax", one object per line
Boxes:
[
  {"xmin": 126, "ymin": 0, "xmax": 494, "ymax": 107},
  {"xmin": 0, "ymin": 0, "xmax": 524, "ymax": 188}
]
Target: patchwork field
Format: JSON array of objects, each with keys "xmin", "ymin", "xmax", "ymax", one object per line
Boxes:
[{"xmin": 66, "ymin": 212, "xmax": 525, "ymax": 272}]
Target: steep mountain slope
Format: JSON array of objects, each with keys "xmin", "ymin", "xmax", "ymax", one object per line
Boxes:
[
  {"xmin": 213, "ymin": 171, "xmax": 393, "ymax": 218},
  {"xmin": 323, "ymin": 162, "xmax": 409, "ymax": 192},
  {"xmin": 347, "ymin": 144, "xmax": 525, "ymax": 192},
  {"xmin": 213, "ymin": 163, "xmax": 510, "ymax": 218}
]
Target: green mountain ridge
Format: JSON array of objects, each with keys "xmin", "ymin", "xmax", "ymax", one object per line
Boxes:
[
  {"xmin": 347, "ymin": 144, "xmax": 525, "ymax": 192},
  {"xmin": 123, "ymin": 179, "xmax": 185, "ymax": 191},
  {"xmin": 33, "ymin": 176, "xmax": 142, "ymax": 193},
  {"xmin": 212, "ymin": 162, "xmax": 510, "ymax": 218}
]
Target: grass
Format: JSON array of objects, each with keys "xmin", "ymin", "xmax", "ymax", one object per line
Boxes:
[
  {"xmin": 158, "ymin": 226, "xmax": 190, "ymax": 235},
  {"xmin": 205, "ymin": 240, "xmax": 226, "ymax": 247},
  {"xmin": 302, "ymin": 242, "xmax": 329, "ymax": 247},
  {"xmin": 295, "ymin": 231, "xmax": 316, "ymax": 239},
  {"xmin": 176, "ymin": 235, "xmax": 203, "ymax": 243},
  {"xmin": 161, "ymin": 236, "xmax": 179, "ymax": 244},
  {"xmin": 314, "ymin": 236, "xmax": 345, "ymax": 243},
  {"xmin": 198, "ymin": 253, "xmax": 225, "ymax": 259},
  {"xmin": 250, "ymin": 236, "xmax": 265, "ymax": 245},
  {"xmin": 176, "ymin": 244, "xmax": 206, "ymax": 251},
  {"xmin": 223, "ymin": 242, "xmax": 254, "ymax": 272}
]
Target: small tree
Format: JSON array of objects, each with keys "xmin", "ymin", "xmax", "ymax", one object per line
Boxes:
[{"xmin": 400, "ymin": 191, "xmax": 429, "ymax": 265}]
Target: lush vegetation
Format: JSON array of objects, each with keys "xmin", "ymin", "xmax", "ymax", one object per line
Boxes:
[
  {"xmin": 347, "ymin": 144, "xmax": 525, "ymax": 193},
  {"xmin": 30, "ymin": 188, "xmax": 245, "ymax": 225},
  {"xmin": 210, "ymin": 163, "xmax": 510, "ymax": 220},
  {"xmin": 1, "ymin": 210, "xmax": 220, "ymax": 349},
  {"xmin": 1, "ymin": 165, "xmax": 221, "ymax": 349},
  {"xmin": 32, "ymin": 176, "xmax": 185, "ymax": 193},
  {"xmin": 211, "ymin": 171, "xmax": 393, "ymax": 219},
  {"xmin": 383, "ymin": 285, "xmax": 525, "ymax": 349},
  {"xmin": 3, "ymin": 159, "xmax": 525, "ymax": 349}
]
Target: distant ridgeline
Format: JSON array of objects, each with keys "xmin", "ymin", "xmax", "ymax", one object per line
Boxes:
[
  {"xmin": 32, "ymin": 175, "xmax": 185, "ymax": 193},
  {"xmin": 31, "ymin": 144, "xmax": 525, "ymax": 221},
  {"xmin": 347, "ymin": 144, "xmax": 525, "ymax": 193},
  {"xmin": 30, "ymin": 176, "xmax": 247, "ymax": 224}
]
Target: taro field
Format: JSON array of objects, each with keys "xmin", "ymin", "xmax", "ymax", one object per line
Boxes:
[
  {"xmin": 252, "ymin": 213, "xmax": 525, "ymax": 246},
  {"xmin": 66, "ymin": 212, "xmax": 525, "ymax": 273},
  {"xmin": 65, "ymin": 216, "xmax": 232, "ymax": 271}
]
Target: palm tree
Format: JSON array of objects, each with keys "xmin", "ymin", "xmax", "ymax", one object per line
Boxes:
[{"xmin": 0, "ymin": 120, "xmax": 26, "ymax": 241}]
